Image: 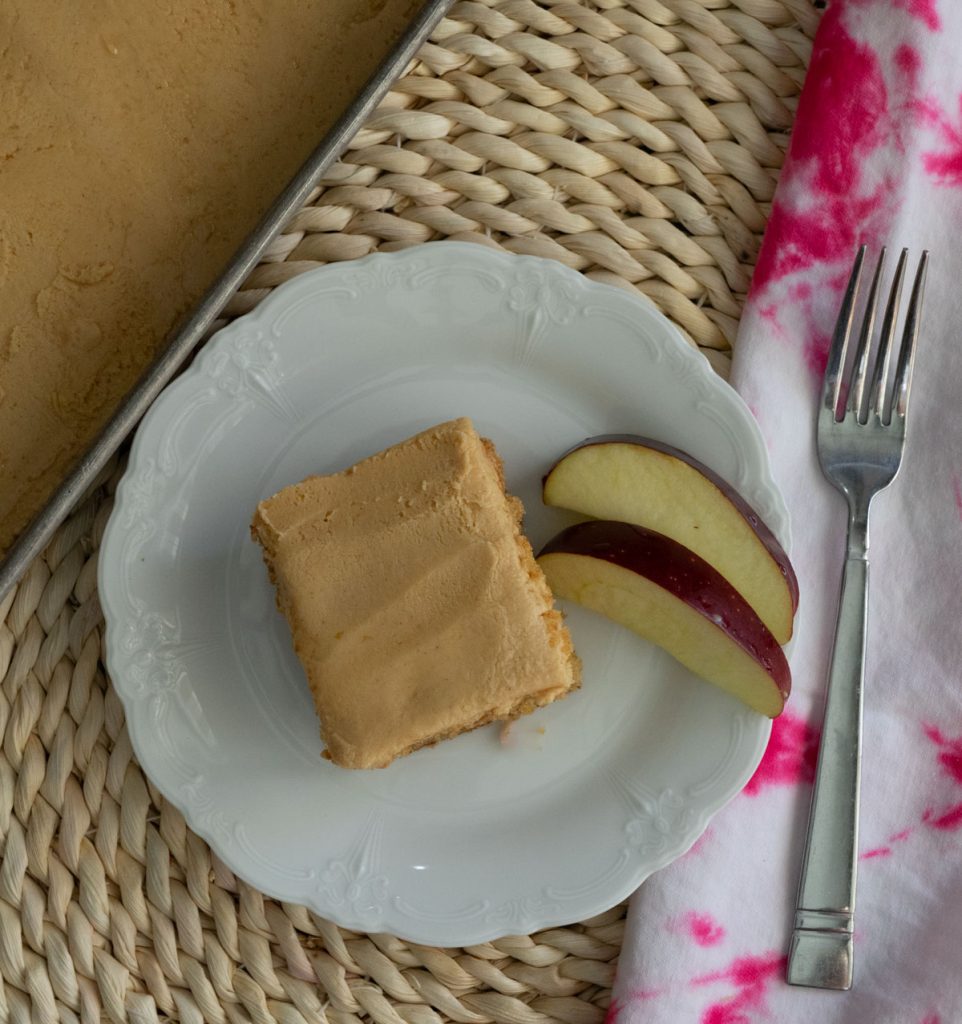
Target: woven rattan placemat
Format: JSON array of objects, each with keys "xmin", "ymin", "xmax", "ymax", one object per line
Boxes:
[{"xmin": 0, "ymin": 3, "xmax": 820, "ymax": 1021}]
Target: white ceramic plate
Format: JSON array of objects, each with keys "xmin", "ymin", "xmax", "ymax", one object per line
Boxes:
[{"xmin": 99, "ymin": 243, "xmax": 786, "ymax": 945}]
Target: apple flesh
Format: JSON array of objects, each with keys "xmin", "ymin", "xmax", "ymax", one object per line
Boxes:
[
  {"xmin": 538, "ymin": 520, "xmax": 790, "ymax": 717},
  {"xmin": 542, "ymin": 436, "xmax": 798, "ymax": 644}
]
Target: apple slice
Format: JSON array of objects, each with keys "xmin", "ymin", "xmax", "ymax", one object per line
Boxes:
[
  {"xmin": 538, "ymin": 520, "xmax": 790, "ymax": 717},
  {"xmin": 542, "ymin": 436, "xmax": 798, "ymax": 644}
]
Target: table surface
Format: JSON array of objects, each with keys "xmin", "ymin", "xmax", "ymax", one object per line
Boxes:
[{"xmin": 0, "ymin": 3, "xmax": 820, "ymax": 1023}]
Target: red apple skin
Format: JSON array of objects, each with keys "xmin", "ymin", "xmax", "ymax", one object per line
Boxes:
[
  {"xmin": 544, "ymin": 434, "xmax": 799, "ymax": 615},
  {"xmin": 538, "ymin": 519, "xmax": 791, "ymax": 704}
]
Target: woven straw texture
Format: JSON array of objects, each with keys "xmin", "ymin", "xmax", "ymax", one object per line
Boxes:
[{"xmin": 1, "ymin": 3, "xmax": 820, "ymax": 1022}]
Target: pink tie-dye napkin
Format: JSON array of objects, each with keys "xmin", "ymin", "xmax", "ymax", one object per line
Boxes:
[{"xmin": 610, "ymin": 1, "xmax": 962, "ymax": 1021}]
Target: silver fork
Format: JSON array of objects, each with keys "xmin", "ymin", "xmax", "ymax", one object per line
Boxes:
[{"xmin": 786, "ymin": 245, "xmax": 928, "ymax": 991}]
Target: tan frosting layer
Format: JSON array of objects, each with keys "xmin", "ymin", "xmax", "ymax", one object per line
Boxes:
[
  {"xmin": 0, "ymin": 0, "xmax": 420, "ymax": 556},
  {"xmin": 252, "ymin": 418, "xmax": 580, "ymax": 769}
]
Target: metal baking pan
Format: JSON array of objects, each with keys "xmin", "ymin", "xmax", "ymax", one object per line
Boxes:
[{"xmin": 0, "ymin": 0, "xmax": 452, "ymax": 601}]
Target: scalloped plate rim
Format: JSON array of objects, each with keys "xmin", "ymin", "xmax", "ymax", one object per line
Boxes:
[{"xmin": 99, "ymin": 242, "xmax": 785, "ymax": 944}]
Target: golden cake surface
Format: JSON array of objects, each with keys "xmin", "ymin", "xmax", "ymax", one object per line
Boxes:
[
  {"xmin": 0, "ymin": 0, "xmax": 420, "ymax": 556},
  {"xmin": 251, "ymin": 418, "xmax": 580, "ymax": 769}
]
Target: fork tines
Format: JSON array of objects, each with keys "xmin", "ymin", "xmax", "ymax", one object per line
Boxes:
[{"xmin": 822, "ymin": 246, "xmax": 929, "ymax": 425}]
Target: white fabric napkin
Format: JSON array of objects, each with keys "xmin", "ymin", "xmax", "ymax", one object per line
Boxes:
[{"xmin": 610, "ymin": 1, "xmax": 962, "ymax": 1020}]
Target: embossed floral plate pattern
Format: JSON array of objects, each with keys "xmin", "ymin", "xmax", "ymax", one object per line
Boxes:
[{"xmin": 99, "ymin": 243, "xmax": 786, "ymax": 945}]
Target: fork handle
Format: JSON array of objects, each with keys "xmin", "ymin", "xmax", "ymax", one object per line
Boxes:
[{"xmin": 787, "ymin": 521, "xmax": 868, "ymax": 991}]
